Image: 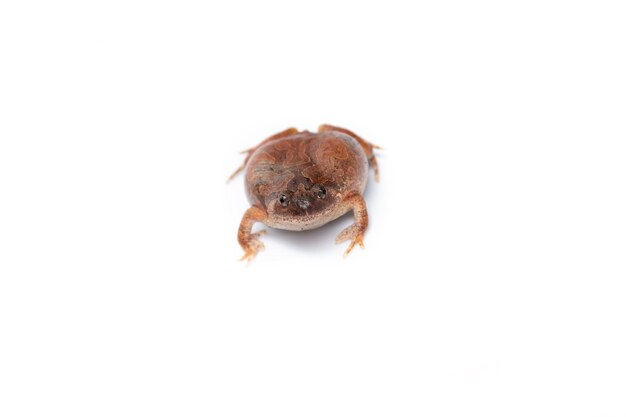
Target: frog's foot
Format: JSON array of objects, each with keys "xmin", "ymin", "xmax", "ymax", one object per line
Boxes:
[
  {"xmin": 240, "ymin": 230, "xmax": 267, "ymax": 264},
  {"xmin": 336, "ymin": 224, "xmax": 365, "ymax": 257}
]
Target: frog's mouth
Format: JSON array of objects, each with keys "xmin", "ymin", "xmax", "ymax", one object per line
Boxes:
[{"xmin": 267, "ymin": 201, "xmax": 347, "ymax": 231}]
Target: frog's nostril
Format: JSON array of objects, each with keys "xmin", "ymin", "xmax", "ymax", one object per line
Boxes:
[{"xmin": 296, "ymin": 198, "xmax": 311, "ymax": 210}]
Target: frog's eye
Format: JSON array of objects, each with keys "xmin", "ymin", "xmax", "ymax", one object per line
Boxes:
[
  {"xmin": 313, "ymin": 185, "xmax": 326, "ymax": 199},
  {"xmin": 278, "ymin": 194, "xmax": 289, "ymax": 207}
]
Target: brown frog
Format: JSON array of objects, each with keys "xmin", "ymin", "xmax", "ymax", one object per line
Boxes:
[{"xmin": 228, "ymin": 124, "xmax": 381, "ymax": 262}]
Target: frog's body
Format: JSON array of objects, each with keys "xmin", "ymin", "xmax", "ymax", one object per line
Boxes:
[{"xmin": 229, "ymin": 125, "xmax": 380, "ymax": 262}]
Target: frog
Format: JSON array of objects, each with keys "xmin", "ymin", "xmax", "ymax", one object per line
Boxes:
[{"xmin": 228, "ymin": 124, "xmax": 381, "ymax": 263}]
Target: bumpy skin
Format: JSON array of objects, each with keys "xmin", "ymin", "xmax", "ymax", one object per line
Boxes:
[{"xmin": 231, "ymin": 125, "xmax": 380, "ymax": 262}]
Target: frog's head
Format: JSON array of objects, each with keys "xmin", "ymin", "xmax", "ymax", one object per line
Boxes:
[{"xmin": 266, "ymin": 181, "xmax": 339, "ymax": 226}]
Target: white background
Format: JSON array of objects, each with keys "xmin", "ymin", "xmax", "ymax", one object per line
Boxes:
[{"xmin": 1, "ymin": 1, "xmax": 625, "ymax": 416}]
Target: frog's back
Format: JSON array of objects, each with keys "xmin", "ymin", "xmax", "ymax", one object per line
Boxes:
[{"xmin": 244, "ymin": 131, "xmax": 368, "ymax": 208}]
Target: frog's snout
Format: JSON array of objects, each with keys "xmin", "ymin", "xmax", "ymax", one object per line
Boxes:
[{"xmin": 296, "ymin": 197, "xmax": 311, "ymax": 210}]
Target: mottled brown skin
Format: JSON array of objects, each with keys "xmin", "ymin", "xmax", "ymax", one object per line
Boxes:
[{"xmin": 229, "ymin": 124, "xmax": 380, "ymax": 262}]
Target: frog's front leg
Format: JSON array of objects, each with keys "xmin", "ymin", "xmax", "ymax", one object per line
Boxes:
[
  {"xmin": 238, "ymin": 206, "xmax": 268, "ymax": 263},
  {"xmin": 335, "ymin": 193, "xmax": 369, "ymax": 257}
]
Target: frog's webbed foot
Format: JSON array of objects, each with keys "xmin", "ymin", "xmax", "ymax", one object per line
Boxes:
[
  {"xmin": 335, "ymin": 193, "xmax": 369, "ymax": 258},
  {"xmin": 318, "ymin": 124, "xmax": 382, "ymax": 182},
  {"xmin": 238, "ymin": 206, "xmax": 268, "ymax": 264}
]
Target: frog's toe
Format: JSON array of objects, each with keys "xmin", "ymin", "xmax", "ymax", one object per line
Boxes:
[
  {"xmin": 239, "ymin": 236, "xmax": 265, "ymax": 264},
  {"xmin": 336, "ymin": 224, "xmax": 365, "ymax": 257}
]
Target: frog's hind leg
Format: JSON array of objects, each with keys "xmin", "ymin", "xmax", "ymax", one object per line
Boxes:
[
  {"xmin": 318, "ymin": 124, "xmax": 382, "ymax": 182},
  {"xmin": 227, "ymin": 163, "xmax": 245, "ymax": 183},
  {"xmin": 227, "ymin": 127, "xmax": 299, "ymax": 182}
]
